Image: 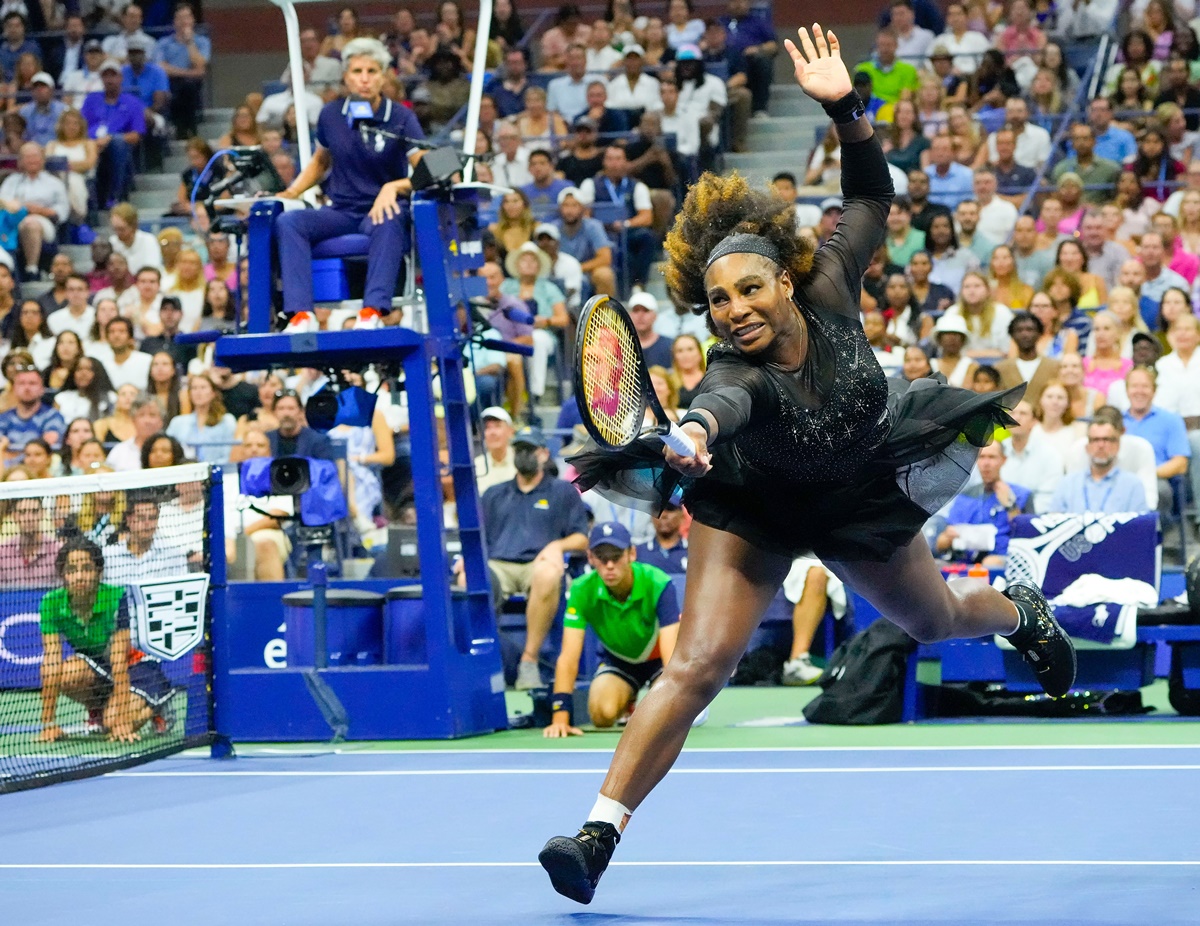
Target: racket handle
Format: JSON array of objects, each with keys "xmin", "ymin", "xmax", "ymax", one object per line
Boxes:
[{"xmin": 661, "ymin": 421, "xmax": 696, "ymax": 457}]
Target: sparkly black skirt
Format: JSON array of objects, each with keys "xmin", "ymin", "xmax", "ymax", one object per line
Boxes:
[{"xmin": 568, "ymin": 376, "xmax": 1024, "ymax": 563}]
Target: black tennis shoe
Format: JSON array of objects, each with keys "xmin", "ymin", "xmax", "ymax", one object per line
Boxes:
[
  {"xmin": 539, "ymin": 820, "xmax": 620, "ymax": 904},
  {"xmin": 1004, "ymin": 583, "xmax": 1077, "ymax": 698}
]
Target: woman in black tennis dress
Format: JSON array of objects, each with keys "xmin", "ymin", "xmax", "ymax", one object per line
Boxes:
[{"xmin": 539, "ymin": 25, "xmax": 1076, "ymax": 905}]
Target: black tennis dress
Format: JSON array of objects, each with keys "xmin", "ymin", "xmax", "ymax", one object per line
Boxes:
[{"xmin": 570, "ymin": 134, "xmax": 1023, "ymax": 563}]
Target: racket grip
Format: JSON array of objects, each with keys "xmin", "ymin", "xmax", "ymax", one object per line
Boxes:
[{"xmin": 662, "ymin": 421, "xmax": 696, "ymax": 457}]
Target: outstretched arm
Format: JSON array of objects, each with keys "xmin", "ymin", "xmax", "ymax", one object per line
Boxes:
[{"xmin": 785, "ymin": 26, "xmax": 893, "ymax": 320}]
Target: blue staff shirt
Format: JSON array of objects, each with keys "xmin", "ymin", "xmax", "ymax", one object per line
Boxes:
[
  {"xmin": 637, "ymin": 537, "xmax": 688, "ymax": 573},
  {"xmin": 1049, "ymin": 468, "xmax": 1149, "ymax": 514},
  {"xmin": 1123, "ymin": 406, "xmax": 1192, "ymax": 465},
  {"xmin": 481, "ymin": 475, "xmax": 589, "ymax": 563},
  {"xmin": 80, "ymin": 91, "xmax": 147, "ymax": 139},
  {"xmin": 315, "ymin": 97, "xmax": 424, "ymax": 214},
  {"xmin": 945, "ymin": 482, "xmax": 1033, "ymax": 557}
]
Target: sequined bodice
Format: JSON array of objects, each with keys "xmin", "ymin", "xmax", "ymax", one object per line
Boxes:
[{"xmin": 725, "ymin": 305, "xmax": 890, "ymax": 483}]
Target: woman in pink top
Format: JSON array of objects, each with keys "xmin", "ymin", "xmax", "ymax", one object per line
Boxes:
[
  {"xmin": 1082, "ymin": 311, "xmax": 1134, "ymax": 399},
  {"xmin": 1151, "ymin": 211, "xmax": 1200, "ymax": 284}
]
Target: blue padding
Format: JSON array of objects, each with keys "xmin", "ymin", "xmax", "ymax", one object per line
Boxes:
[
  {"xmin": 312, "ymin": 258, "xmax": 350, "ymax": 301},
  {"xmin": 312, "ymin": 234, "xmax": 371, "ymax": 259}
]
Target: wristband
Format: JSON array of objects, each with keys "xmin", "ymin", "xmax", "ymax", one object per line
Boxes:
[
  {"xmin": 679, "ymin": 411, "xmax": 712, "ymax": 441},
  {"xmin": 822, "ymin": 90, "xmax": 867, "ymax": 125},
  {"xmin": 550, "ymin": 693, "xmax": 572, "ymax": 721}
]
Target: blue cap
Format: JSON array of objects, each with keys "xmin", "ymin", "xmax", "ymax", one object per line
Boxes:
[
  {"xmin": 512, "ymin": 425, "xmax": 547, "ymax": 448},
  {"xmin": 589, "ymin": 522, "xmax": 632, "ymax": 550}
]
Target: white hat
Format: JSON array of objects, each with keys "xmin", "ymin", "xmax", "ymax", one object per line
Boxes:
[
  {"xmin": 534, "ymin": 222, "xmax": 560, "ymax": 241},
  {"xmin": 933, "ymin": 313, "xmax": 970, "ymax": 338},
  {"xmin": 98, "ymin": 58, "xmax": 122, "ymax": 75},
  {"xmin": 628, "ymin": 292, "xmax": 658, "ymax": 312},
  {"xmin": 30, "ymin": 71, "xmax": 54, "ymax": 88},
  {"xmin": 505, "ymin": 240, "xmax": 552, "ymax": 279},
  {"xmin": 623, "ymin": 43, "xmax": 646, "ymax": 57},
  {"xmin": 480, "ymin": 406, "xmax": 513, "ymax": 426},
  {"xmin": 820, "ymin": 196, "xmax": 843, "ymax": 213},
  {"xmin": 557, "ymin": 185, "xmax": 584, "ymax": 206}
]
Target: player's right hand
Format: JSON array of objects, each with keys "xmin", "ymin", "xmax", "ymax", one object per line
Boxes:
[
  {"xmin": 543, "ymin": 719, "xmax": 584, "ymax": 738},
  {"xmin": 36, "ymin": 725, "xmax": 64, "ymax": 743},
  {"xmin": 664, "ymin": 421, "xmax": 712, "ymax": 478}
]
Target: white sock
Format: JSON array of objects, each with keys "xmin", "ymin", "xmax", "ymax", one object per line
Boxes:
[{"xmin": 588, "ymin": 794, "xmax": 632, "ymax": 832}]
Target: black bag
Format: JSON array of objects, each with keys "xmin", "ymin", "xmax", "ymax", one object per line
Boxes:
[
  {"xmin": 802, "ymin": 620, "xmax": 916, "ymax": 725},
  {"xmin": 1168, "ymin": 644, "xmax": 1200, "ymax": 717}
]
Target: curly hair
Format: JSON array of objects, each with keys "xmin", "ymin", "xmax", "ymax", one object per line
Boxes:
[{"xmin": 663, "ymin": 171, "xmax": 815, "ymax": 316}]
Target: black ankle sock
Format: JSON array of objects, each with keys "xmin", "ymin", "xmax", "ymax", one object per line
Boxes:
[{"xmin": 1004, "ymin": 598, "xmax": 1035, "ymax": 641}]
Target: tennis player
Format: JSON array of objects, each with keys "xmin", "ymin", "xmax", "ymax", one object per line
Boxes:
[
  {"xmin": 543, "ymin": 522, "xmax": 680, "ymax": 738},
  {"xmin": 36, "ymin": 537, "xmax": 170, "ymax": 744},
  {"xmin": 539, "ymin": 24, "xmax": 1076, "ymax": 904}
]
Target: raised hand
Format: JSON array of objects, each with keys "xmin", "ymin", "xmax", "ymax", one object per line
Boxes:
[{"xmin": 784, "ymin": 24, "xmax": 853, "ymax": 105}]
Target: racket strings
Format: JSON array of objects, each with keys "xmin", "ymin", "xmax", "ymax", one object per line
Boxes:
[{"xmin": 580, "ymin": 304, "xmax": 644, "ymax": 447}]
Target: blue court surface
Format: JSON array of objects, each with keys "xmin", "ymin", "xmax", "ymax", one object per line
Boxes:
[{"xmin": 1, "ymin": 744, "xmax": 1197, "ymax": 926}]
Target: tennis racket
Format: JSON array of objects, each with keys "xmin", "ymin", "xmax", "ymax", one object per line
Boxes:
[{"xmin": 573, "ymin": 295, "xmax": 696, "ymax": 457}]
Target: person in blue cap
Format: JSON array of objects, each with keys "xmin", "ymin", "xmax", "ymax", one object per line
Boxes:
[
  {"xmin": 480, "ymin": 424, "xmax": 589, "ymax": 690},
  {"xmin": 543, "ymin": 521, "xmax": 682, "ymax": 738}
]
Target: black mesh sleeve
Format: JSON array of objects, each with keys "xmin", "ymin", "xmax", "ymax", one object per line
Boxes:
[{"xmin": 686, "ymin": 358, "xmax": 773, "ymax": 446}]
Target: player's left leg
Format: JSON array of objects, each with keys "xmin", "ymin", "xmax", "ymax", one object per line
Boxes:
[
  {"xmin": 588, "ymin": 672, "xmax": 637, "ymax": 728},
  {"xmin": 828, "ymin": 533, "xmax": 1075, "ymax": 696}
]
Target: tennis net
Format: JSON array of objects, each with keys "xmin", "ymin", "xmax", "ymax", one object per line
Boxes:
[{"xmin": 0, "ymin": 464, "xmax": 217, "ymax": 794}]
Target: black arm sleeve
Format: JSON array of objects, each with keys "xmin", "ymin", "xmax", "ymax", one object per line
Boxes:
[
  {"xmin": 798, "ymin": 133, "xmax": 894, "ymax": 321},
  {"xmin": 686, "ymin": 359, "xmax": 773, "ymax": 447}
]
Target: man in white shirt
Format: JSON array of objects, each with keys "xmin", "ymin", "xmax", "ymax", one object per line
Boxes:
[
  {"xmin": 47, "ymin": 274, "xmax": 94, "ymax": 339},
  {"xmin": 1002, "ymin": 400, "xmax": 1065, "ymax": 513},
  {"xmin": 101, "ymin": 3, "xmax": 156, "ymax": 63},
  {"xmin": 62, "ymin": 39, "xmax": 105, "ymax": 109},
  {"xmin": 474, "ymin": 407, "xmax": 517, "ymax": 493},
  {"xmin": 91, "ymin": 317, "xmax": 151, "ymax": 390},
  {"xmin": 1063, "ymin": 405, "xmax": 1160, "ymax": 510},
  {"xmin": 985, "ymin": 98, "xmax": 1052, "ymax": 168},
  {"xmin": 585, "ymin": 19, "xmax": 621, "ymax": 73},
  {"xmin": 659, "ymin": 79, "xmax": 701, "ymax": 158},
  {"xmin": 106, "ymin": 396, "xmax": 163, "ymax": 472},
  {"xmin": 890, "ymin": 0, "xmax": 935, "ymax": 63},
  {"xmin": 933, "ymin": 2, "xmax": 990, "ymax": 74},
  {"xmin": 280, "ymin": 27, "xmax": 342, "ymax": 103},
  {"xmin": 118, "ymin": 266, "xmax": 163, "ymax": 337},
  {"xmin": 973, "ymin": 168, "xmax": 1019, "ymax": 243},
  {"xmin": 0, "ymin": 142, "xmax": 69, "ymax": 280},
  {"xmin": 546, "ymin": 44, "xmax": 589, "ymax": 124},
  {"xmin": 491, "ymin": 121, "xmax": 532, "ymax": 189},
  {"xmin": 534, "ymin": 223, "xmax": 584, "ymax": 312},
  {"xmin": 1154, "ymin": 314, "xmax": 1200, "ymax": 516},
  {"xmin": 103, "ymin": 492, "xmax": 190, "ymax": 585},
  {"xmin": 1055, "ymin": 0, "xmax": 1119, "ymax": 41},
  {"xmin": 606, "ymin": 45, "xmax": 663, "ymax": 116}
]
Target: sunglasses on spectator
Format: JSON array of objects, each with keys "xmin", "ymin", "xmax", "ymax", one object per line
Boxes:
[
  {"xmin": 1087, "ymin": 436, "xmax": 1119, "ymax": 444},
  {"xmin": 7, "ymin": 362, "xmax": 38, "ymax": 374},
  {"xmin": 274, "ymin": 389, "xmax": 300, "ymax": 401}
]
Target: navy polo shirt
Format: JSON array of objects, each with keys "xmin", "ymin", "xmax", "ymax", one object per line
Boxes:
[
  {"xmin": 638, "ymin": 537, "xmax": 688, "ymax": 573},
  {"xmin": 945, "ymin": 483, "xmax": 1033, "ymax": 557},
  {"xmin": 316, "ymin": 97, "xmax": 425, "ymax": 214},
  {"xmin": 481, "ymin": 475, "xmax": 589, "ymax": 563}
]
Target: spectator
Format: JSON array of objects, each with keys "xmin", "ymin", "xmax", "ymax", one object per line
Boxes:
[
  {"xmin": 658, "ymin": 79, "xmax": 702, "ymax": 164},
  {"xmin": 202, "ymin": 231, "xmax": 237, "ymax": 293},
  {"xmin": 857, "ymin": 29, "xmax": 920, "ymax": 104},
  {"xmin": 491, "ymin": 120, "xmax": 532, "ymax": 189},
  {"xmin": 166, "ymin": 371, "xmax": 236, "ymax": 463},
  {"xmin": 1062, "ymin": 404, "xmax": 1160, "ymax": 509},
  {"xmin": 1155, "ymin": 314, "xmax": 1200, "ymax": 519},
  {"xmin": 423, "ymin": 47, "xmax": 471, "ymax": 134},
  {"xmin": 553, "ymin": 186, "xmax": 615, "ymax": 299},
  {"xmin": 62, "ymin": 39, "xmax": 105, "ymax": 110},
  {"xmin": 954, "ymin": 199, "xmax": 998, "ymax": 269},
  {"xmin": 587, "ymin": 18, "xmax": 625, "ymax": 71},
  {"xmin": 883, "ymin": 197, "xmax": 925, "ymax": 267},
  {"xmin": 486, "ymin": 47, "xmax": 532, "ymax": 119},
  {"xmin": 210, "ymin": 367, "xmax": 261, "ymax": 421},
  {"xmin": 92, "ymin": 317, "xmax": 150, "ymax": 390},
  {"xmin": 118, "ymin": 266, "xmax": 163, "ymax": 337},
  {"xmin": 995, "ymin": 312, "xmax": 1061, "ymax": 406},
  {"xmin": 606, "ymin": 45, "xmax": 663, "ymax": 117},
  {"xmin": 780, "ymin": 557, "xmax": 844, "ymax": 685},
  {"xmin": 1139, "ymin": 231, "xmax": 1191, "ymax": 306},
  {"xmin": 122, "ymin": 35, "xmax": 169, "ymax": 155},
  {"xmin": 936, "ymin": 442, "xmax": 1033, "ymax": 566},
  {"xmin": 266, "ymin": 389, "xmax": 334, "ymax": 460},
  {"xmin": 54, "ymin": 356, "xmax": 115, "ymax": 423},
  {"xmin": 279, "ymin": 27, "xmax": 340, "ymax": 104},
  {"xmin": 625, "ymin": 111, "xmax": 679, "ymax": 237},
  {"xmin": 933, "ymin": 2, "xmax": 990, "ymax": 74},
  {"xmin": 0, "ymin": 142, "xmax": 69, "ymax": 282},
  {"xmin": 481, "ymin": 424, "xmax": 589, "ymax": 690},
  {"xmin": 36, "ymin": 252, "xmax": 72, "ymax": 316},
  {"xmin": 0, "ymin": 12, "xmax": 37, "ymax": 83},
  {"xmin": 163, "ymin": 248, "xmax": 205, "ymax": 330},
  {"xmin": 474, "ymin": 406, "xmax": 516, "ymax": 493},
  {"xmin": 970, "ymin": 168, "xmax": 1019, "ymax": 245},
  {"xmin": 543, "ymin": 521, "xmax": 680, "ymax": 736},
  {"xmin": 579, "ymin": 144, "xmax": 656, "ymax": 292},
  {"xmin": 1010, "ymin": 215, "xmax": 1054, "ymax": 289},
  {"xmin": 987, "ymin": 128, "xmax": 1039, "ymax": 209},
  {"xmin": 48, "ymin": 14, "xmax": 87, "ymax": 83},
  {"xmin": 1002, "ymin": 399, "xmax": 1065, "ymax": 513},
  {"xmin": 1121, "ymin": 365, "xmax": 1191, "ymax": 518},
  {"xmin": 629, "ymin": 502, "xmax": 686, "ymax": 574},
  {"xmin": 889, "ymin": 0, "xmax": 935, "ymax": 61},
  {"xmin": 1083, "ymin": 311, "xmax": 1134, "ymax": 398},
  {"xmin": 718, "ymin": 0, "xmax": 776, "ymax": 117},
  {"xmin": 143, "ymin": 350, "xmax": 181, "ymax": 424},
  {"xmin": 11, "ymin": 299, "xmax": 53, "ymax": 370},
  {"xmin": 700, "ymin": 20, "xmax": 752, "ymax": 153},
  {"xmin": 56, "ymin": 417, "xmax": 95, "ymax": 473},
  {"xmin": 46, "ymin": 274, "xmax": 91, "ymax": 343},
  {"xmin": 44, "ymin": 330, "xmax": 83, "ymax": 392},
  {"xmin": 19, "ymin": 73, "xmax": 67, "ymax": 147},
  {"xmin": 0, "ymin": 358, "xmax": 64, "ymax": 463},
  {"xmin": 515, "ymin": 86, "xmax": 570, "ymax": 151},
  {"xmin": 983, "ymin": 98, "xmax": 1052, "ymax": 170},
  {"xmin": 81, "ymin": 59, "xmax": 145, "ymax": 207},
  {"xmin": 534, "ymin": 223, "xmax": 583, "ymax": 313},
  {"xmin": 103, "ymin": 491, "xmax": 190, "ymax": 584},
  {"xmin": 1057, "ymin": 0, "xmax": 1121, "ymax": 42},
  {"xmin": 926, "ymin": 213, "xmax": 979, "ymax": 292},
  {"xmin": 908, "ymin": 250, "xmax": 955, "ymax": 320},
  {"xmin": 275, "ymin": 39, "xmax": 423, "ymax": 328},
  {"xmin": 924, "ymin": 134, "xmax": 974, "ymax": 208},
  {"xmin": 556, "ymin": 116, "xmax": 603, "ymax": 186},
  {"xmin": 546, "ymin": 44, "xmax": 589, "ymax": 125},
  {"xmin": 930, "ymin": 312, "xmax": 977, "ymax": 386},
  {"xmin": 1077, "ymin": 211, "xmax": 1131, "ymax": 290},
  {"xmin": 140, "ymin": 432, "xmax": 186, "ymax": 469},
  {"xmin": 501, "ymin": 241, "xmax": 567, "ymax": 409},
  {"xmin": 140, "ymin": 296, "xmax": 195, "ymax": 368},
  {"xmin": 905, "ymin": 168, "xmax": 952, "ymax": 234},
  {"xmin": 101, "ymin": 4, "xmax": 156, "ymax": 63},
  {"xmin": 1049, "ymin": 418, "xmax": 1151, "ymax": 513},
  {"xmin": 521, "ymin": 148, "xmax": 572, "ymax": 211}
]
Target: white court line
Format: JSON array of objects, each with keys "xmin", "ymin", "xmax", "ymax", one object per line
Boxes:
[
  {"xmin": 192, "ymin": 743, "xmax": 1200, "ymax": 757},
  {"xmin": 111, "ymin": 764, "xmax": 1200, "ymax": 777},
  {"xmin": 0, "ymin": 860, "xmax": 1197, "ymax": 870}
]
